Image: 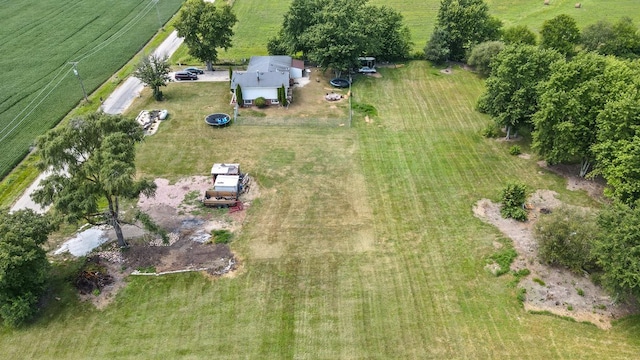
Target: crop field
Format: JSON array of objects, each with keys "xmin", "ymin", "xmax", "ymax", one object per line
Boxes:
[
  {"xmin": 0, "ymin": 0, "xmax": 184, "ymax": 180},
  {"xmin": 1, "ymin": 64, "xmax": 640, "ymax": 358}
]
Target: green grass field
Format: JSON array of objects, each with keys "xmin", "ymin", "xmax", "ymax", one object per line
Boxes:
[
  {"xmin": 1, "ymin": 63, "xmax": 640, "ymax": 358},
  {"xmin": 212, "ymin": 0, "xmax": 640, "ymax": 61},
  {"xmin": 0, "ymin": 0, "xmax": 184, "ymax": 179}
]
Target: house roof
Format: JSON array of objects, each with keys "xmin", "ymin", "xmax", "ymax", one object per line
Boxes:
[
  {"xmin": 247, "ymin": 56, "xmax": 294, "ymax": 73},
  {"xmin": 231, "ymin": 70, "xmax": 289, "ymax": 89}
]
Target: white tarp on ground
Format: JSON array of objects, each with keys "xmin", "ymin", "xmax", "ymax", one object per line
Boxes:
[{"xmin": 54, "ymin": 228, "xmax": 109, "ymax": 257}]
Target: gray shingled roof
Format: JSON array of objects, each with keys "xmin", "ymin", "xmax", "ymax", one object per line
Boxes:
[
  {"xmin": 231, "ymin": 70, "xmax": 289, "ymax": 89},
  {"xmin": 247, "ymin": 56, "xmax": 293, "ymax": 73}
]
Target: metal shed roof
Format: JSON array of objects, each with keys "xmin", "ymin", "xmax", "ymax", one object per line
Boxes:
[{"xmin": 211, "ymin": 163, "xmax": 240, "ymax": 175}]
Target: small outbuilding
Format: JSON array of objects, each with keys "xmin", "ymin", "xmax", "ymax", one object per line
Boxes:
[
  {"xmin": 211, "ymin": 163, "xmax": 241, "ymax": 180},
  {"xmin": 213, "ymin": 175, "xmax": 240, "ymax": 193}
]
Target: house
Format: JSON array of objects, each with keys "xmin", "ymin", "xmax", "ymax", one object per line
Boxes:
[{"xmin": 230, "ymin": 56, "xmax": 305, "ymax": 107}]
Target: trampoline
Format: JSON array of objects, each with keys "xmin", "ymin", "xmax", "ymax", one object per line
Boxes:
[
  {"xmin": 330, "ymin": 78, "xmax": 350, "ymax": 88},
  {"xmin": 205, "ymin": 113, "xmax": 231, "ymax": 127}
]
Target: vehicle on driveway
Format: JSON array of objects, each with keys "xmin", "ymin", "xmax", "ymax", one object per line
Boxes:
[
  {"xmin": 358, "ymin": 66, "xmax": 376, "ymax": 74},
  {"xmin": 175, "ymin": 71, "xmax": 198, "ymax": 80},
  {"xmin": 184, "ymin": 67, "xmax": 204, "ymax": 74}
]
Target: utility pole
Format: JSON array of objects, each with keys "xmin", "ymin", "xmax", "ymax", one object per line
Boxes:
[{"xmin": 69, "ymin": 62, "xmax": 88, "ymax": 102}]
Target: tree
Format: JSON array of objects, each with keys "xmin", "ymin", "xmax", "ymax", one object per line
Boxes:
[
  {"xmin": 133, "ymin": 55, "xmax": 171, "ymax": 101},
  {"xmin": 32, "ymin": 113, "xmax": 158, "ymax": 248},
  {"xmin": 501, "ymin": 25, "xmax": 537, "ymax": 46},
  {"xmin": 272, "ymin": 0, "xmax": 412, "ymax": 73},
  {"xmin": 300, "ymin": 0, "xmax": 371, "ymax": 76},
  {"xmin": 534, "ymin": 206, "xmax": 599, "ymax": 273},
  {"xmin": 467, "ymin": 40, "xmax": 504, "ymax": 77},
  {"xmin": 274, "ymin": 0, "xmax": 323, "ymax": 57},
  {"xmin": 581, "ymin": 17, "xmax": 640, "ymax": 59},
  {"xmin": 174, "ymin": 0, "xmax": 238, "ymax": 71},
  {"xmin": 533, "ymin": 53, "xmax": 614, "ymax": 177},
  {"xmin": 235, "ymin": 84, "xmax": 244, "ymax": 106},
  {"xmin": 424, "ymin": 27, "xmax": 451, "ymax": 64},
  {"xmin": 594, "ymin": 202, "xmax": 640, "ymax": 299},
  {"xmin": 540, "ymin": 14, "xmax": 580, "ymax": 57},
  {"xmin": 477, "ymin": 45, "xmax": 562, "ymax": 139},
  {"xmin": 425, "ymin": 0, "xmax": 502, "ymax": 62},
  {"xmin": 0, "ymin": 209, "xmax": 56, "ymax": 327},
  {"xmin": 591, "ymin": 63, "xmax": 640, "ymax": 204},
  {"xmin": 362, "ymin": 6, "xmax": 412, "ymax": 62}
]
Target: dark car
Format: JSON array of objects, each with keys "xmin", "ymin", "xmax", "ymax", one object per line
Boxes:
[
  {"xmin": 175, "ymin": 71, "xmax": 198, "ymax": 80},
  {"xmin": 184, "ymin": 67, "xmax": 205, "ymax": 75}
]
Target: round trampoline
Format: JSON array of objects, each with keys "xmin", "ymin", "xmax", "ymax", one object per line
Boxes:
[
  {"xmin": 205, "ymin": 113, "xmax": 231, "ymax": 127},
  {"xmin": 330, "ymin": 78, "xmax": 350, "ymax": 88}
]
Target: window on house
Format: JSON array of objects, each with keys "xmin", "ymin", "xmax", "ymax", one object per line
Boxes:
[
  {"xmin": 271, "ymin": 99, "xmax": 279, "ymax": 104},
  {"xmin": 243, "ymin": 99, "xmax": 252, "ymax": 105}
]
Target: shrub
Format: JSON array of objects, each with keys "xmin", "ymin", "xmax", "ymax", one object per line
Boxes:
[
  {"xmin": 534, "ymin": 206, "xmax": 599, "ymax": 273},
  {"xmin": 516, "ymin": 288, "xmax": 527, "ymax": 303},
  {"xmin": 509, "ymin": 145, "xmax": 522, "ymax": 156},
  {"xmin": 500, "ymin": 182, "xmax": 528, "ymax": 221},
  {"xmin": 211, "ymin": 229, "xmax": 233, "ymax": 244},
  {"xmin": 254, "ymin": 97, "xmax": 267, "ymax": 108},
  {"xmin": 533, "ymin": 278, "xmax": 546, "ymax": 286},
  {"xmin": 576, "ymin": 288, "xmax": 585, "ymax": 296},
  {"xmin": 481, "ymin": 122, "xmax": 501, "ymax": 138},
  {"xmin": 490, "ymin": 247, "xmax": 518, "ymax": 276}
]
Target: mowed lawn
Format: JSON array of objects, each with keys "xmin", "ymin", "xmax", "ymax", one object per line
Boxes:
[
  {"xmin": 0, "ymin": 0, "xmax": 183, "ymax": 179},
  {"xmin": 1, "ymin": 63, "xmax": 640, "ymax": 358}
]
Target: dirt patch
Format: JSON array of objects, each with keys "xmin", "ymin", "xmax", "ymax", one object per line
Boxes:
[
  {"xmin": 473, "ymin": 190, "xmax": 636, "ymax": 329},
  {"xmin": 74, "ymin": 175, "xmax": 257, "ymax": 308},
  {"xmin": 538, "ymin": 161, "xmax": 608, "ymax": 201},
  {"xmin": 440, "ymin": 67, "xmax": 453, "ymax": 75}
]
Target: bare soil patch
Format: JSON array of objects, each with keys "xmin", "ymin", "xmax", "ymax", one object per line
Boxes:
[
  {"xmin": 538, "ymin": 161, "xmax": 608, "ymax": 201},
  {"xmin": 74, "ymin": 175, "xmax": 257, "ymax": 308},
  {"xmin": 474, "ymin": 190, "xmax": 636, "ymax": 329}
]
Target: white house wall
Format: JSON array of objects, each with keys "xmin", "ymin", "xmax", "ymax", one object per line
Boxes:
[
  {"xmin": 244, "ymin": 87, "xmax": 279, "ymax": 100},
  {"xmin": 290, "ymin": 68, "xmax": 303, "ymax": 79}
]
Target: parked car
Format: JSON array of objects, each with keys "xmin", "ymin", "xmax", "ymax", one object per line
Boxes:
[
  {"xmin": 175, "ymin": 71, "xmax": 198, "ymax": 80},
  {"xmin": 358, "ymin": 66, "xmax": 376, "ymax": 74},
  {"xmin": 184, "ymin": 67, "xmax": 204, "ymax": 74}
]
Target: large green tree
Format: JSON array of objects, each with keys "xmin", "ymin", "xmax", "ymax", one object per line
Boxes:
[
  {"xmin": 174, "ymin": 0, "xmax": 237, "ymax": 71},
  {"xmin": 581, "ymin": 17, "xmax": 640, "ymax": 59},
  {"xmin": 477, "ymin": 45, "xmax": 562, "ymax": 139},
  {"xmin": 0, "ymin": 209, "xmax": 56, "ymax": 327},
  {"xmin": 425, "ymin": 0, "xmax": 502, "ymax": 62},
  {"xmin": 270, "ymin": 0, "xmax": 411, "ymax": 74},
  {"xmin": 540, "ymin": 14, "xmax": 580, "ymax": 57},
  {"xmin": 32, "ymin": 113, "xmax": 158, "ymax": 248},
  {"xmin": 594, "ymin": 202, "xmax": 640, "ymax": 299},
  {"xmin": 533, "ymin": 53, "xmax": 628, "ymax": 177},
  {"xmin": 467, "ymin": 40, "xmax": 504, "ymax": 77},
  {"xmin": 133, "ymin": 55, "xmax": 171, "ymax": 101},
  {"xmin": 501, "ymin": 25, "xmax": 537, "ymax": 46},
  {"xmin": 592, "ymin": 62, "xmax": 640, "ymax": 204}
]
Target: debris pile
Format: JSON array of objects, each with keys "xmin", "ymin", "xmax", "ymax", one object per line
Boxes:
[{"xmin": 74, "ymin": 256, "xmax": 114, "ymax": 295}]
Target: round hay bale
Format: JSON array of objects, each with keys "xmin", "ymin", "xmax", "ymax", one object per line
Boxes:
[
  {"xmin": 575, "ymin": 2, "xmax": 581, "ymax": 8},
  {"xmin": 544, "ymin": 0, "xmax": 549, "ymax": 5}
]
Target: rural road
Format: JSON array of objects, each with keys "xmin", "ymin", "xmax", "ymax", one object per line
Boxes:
[{"xmin": 11, "ymin": 0, "xmax": 223, "ymax": 213}]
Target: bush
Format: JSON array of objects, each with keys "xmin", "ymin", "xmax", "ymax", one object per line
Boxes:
[
  {"xmin": 211, "ymin": 229, "xmax": 233, "ymax": 244},
  {"xmin": 500, "ymin": 182, "xmax": 528, "ymax": 221},
  {"xmin": 534, "ymin": 206, "xmax": 599, "ymax": 273},
  {"xmin": 490, "ymin": 247, "xmax": 518, "ymax": 276},
  {"xmin": 254, "ymin": 97, "xmax": 267, "ymax": 108},
  {"xmin": 481, "ymin": 122, "xmax": 501, "ymax": 138},
  {"xmin": 509, "ymin": 145, "xmax": 522, "ymax": 156}
]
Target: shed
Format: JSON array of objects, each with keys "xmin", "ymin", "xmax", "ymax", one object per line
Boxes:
[{"xmin": 213, "ymin": 175, "xmax": 240, "ymax": 193}]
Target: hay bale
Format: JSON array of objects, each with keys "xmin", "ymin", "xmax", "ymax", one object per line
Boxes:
[
  {"xmin": 575, "ymin": 2, "xmax": 581, "ymax": 8},
  {"xmin": 544, "ymin": 0, "xmax": 549, "ymax": 5}
]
